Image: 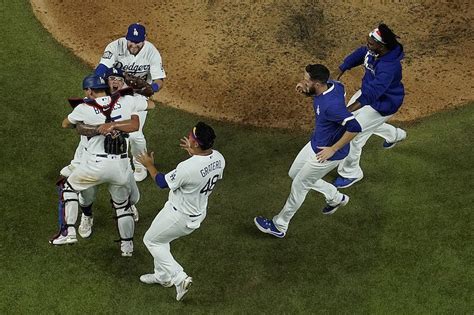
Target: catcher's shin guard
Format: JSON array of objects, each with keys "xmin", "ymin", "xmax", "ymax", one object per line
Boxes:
[
  {"xmin": 50, "ymin": 178, "xmax": 78, "ymax": 241},
  {"xmin": 112, "ymin": 199, "xmax": 135, "ymax": 243}
]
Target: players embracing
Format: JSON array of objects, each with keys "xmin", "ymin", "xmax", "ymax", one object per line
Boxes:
[{"xmin": 96, "ymin": 23, "xmax": 166, "ymax": 182}]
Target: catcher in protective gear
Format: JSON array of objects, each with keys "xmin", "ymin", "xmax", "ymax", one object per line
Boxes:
[{"xmin": 124, "ymin": 72, "xmax": 154, "ymax": 97}]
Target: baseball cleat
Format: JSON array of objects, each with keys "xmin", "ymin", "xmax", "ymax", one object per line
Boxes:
[
  {"xmin": 140, "ymin": 274, "xmax": 173, "ymax": 287},
  {"xmin": 254, "ymin": 216, "xmax": 285, "ymax": 238},
  {"xmin": 50, "ymin": 233, "xmax": 77, "ymax": 245},
  {"xmin": 383, "ymin": 128, "xmax": 407, "ymax": 149},
  {"xmin": 59, "ymin": 164, "xmax": 75, "ymax": 177},
  {"xmin": 121, "ymin": 240, "xmax": 133, "ymax": 257},
  {"xmin": 131, "ymin": 205, "xmax": 139, "ymax": 222},
  {"xmin": 133, "ymin": 162, "xmax": 148, "ymax": 182},
  {"xmin": 333, "ymin": 176, "xmax": 363, "ymax": 189},
  {"xmin": 78, "ymin": 214, "xmax": 93, "ymax": 238},
  {"xmin": 176, "ymin": 277, "xmax": 193, "ymax": 301},
  {"xmin": 322, "ymin": 194, "xmax": 350, "ymax": 215}
]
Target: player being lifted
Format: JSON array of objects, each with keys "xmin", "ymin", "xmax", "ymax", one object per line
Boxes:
[
  {"xmin": 50, "ymin": 74, "xmax": 152, "ymax": 257},
  {"xmin": 95, "ymin": 23, "xmax": 166, "ymax": 182},
  {"xmin": 60, "ymin": 23, "xmax": 165, "ymax": 182},
  {"xmin": 136, "ymin": 122, "xmax": 225, "ymax": 301},
  {"xmin": 254, "ymin": 64, "xmax": 362, "ymax": 238}
]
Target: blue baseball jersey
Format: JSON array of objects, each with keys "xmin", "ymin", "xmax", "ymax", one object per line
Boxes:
[
  {"xmin": 310, "ymin": 80, "xmax": 355, "ymax": 161},
  {"xmin": 339, "ymin": 45, "xmax": 405, "ymax": 116}
]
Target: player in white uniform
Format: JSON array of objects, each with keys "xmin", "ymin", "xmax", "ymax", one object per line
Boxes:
[
  {"xmin": 50, "ymin": 74, "xmax": 148, "ymax": 257},
  {"xmin": 59, "ymin": 68, "xmax": 154, "ymax": 225},
  {"xmin": 95, "ymin": 23, "xmax": 166, "ymax": 182},
  {"xmin": 76, "ymin": 69, "xmax": 156, "ymax": 237},
  {"xmin": 136, "ymin": 122, "xmax": 225, "ymax": 301}
]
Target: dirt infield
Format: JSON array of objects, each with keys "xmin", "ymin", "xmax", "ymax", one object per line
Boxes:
[{"xmin": 31, "ymin": 0, "xmax": 474, "ymax": 129}]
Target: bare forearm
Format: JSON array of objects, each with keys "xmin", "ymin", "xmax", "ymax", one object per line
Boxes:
[
  {"xmin": 144, "ymin": 164, "xmax": 159, "ymax": 179},
  {"xmin": 332, "ymin": 131, "xmax": 358, "ymax": 151},
  {"xmin": 76, "ymin": 123, "xmax": 100, "ymax": 137},
  {"xmin": 110, "ymin": 120, "xmax": 139, "ymax": 133},
  {"xmin": 335, "ymin": 68, "xmax": 344, "ymax": 80},
  {"xmin": 347, "ymin": 101, "xmax": 362, "ymax": 112}
]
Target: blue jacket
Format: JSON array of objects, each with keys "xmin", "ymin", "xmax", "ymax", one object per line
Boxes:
[{"xmin": 339, "ymin": 45, "xmax": 405, "ymax": 116}]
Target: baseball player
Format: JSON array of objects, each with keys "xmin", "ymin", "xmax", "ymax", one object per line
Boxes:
[
  {"xmin": 333, "ymin": 23, "xmax": 406, "ymax": 189},
  {"xmin": 254, "ymin": 64, "xmax": 361, "ymax": 238},
  {"xmin": 76, "ymin": 68, "xmax": 156, "ymax": 236},
  {"xmin": 136, "ymin": 122, "xmax": 225, "ymax": 301},
  {"xmin": 50, "ymin": 74, "xmax": 151, "ymax": 257},
  {"xmin": 59, "ymin": 68, "xmax": 154, "ymax": 224},
  {"xmin": 95, "ymin": 23, "xmax": 166, "ymax": 182}
]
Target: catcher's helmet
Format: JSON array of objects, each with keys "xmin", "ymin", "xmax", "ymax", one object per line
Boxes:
[{"xmin": 82, "ymin": 74, "xmax": 109, "ymax": 90}]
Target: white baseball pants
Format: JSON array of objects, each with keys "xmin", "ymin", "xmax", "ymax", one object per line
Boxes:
[
  {"xmin": 70, "ymin": 138, "xmax": 86, "ymax": 168},
  {"xmin": 129, "ymin": 110, "xmax": 147, "ymax": 157},
  {"xmin": 273, "ymin": 142, "xmax": 345, "ymax": 233},
  {"xmin": 64, "ymin": 151, "xmax": 134, "ymax": 228},
  {"xmin": 337, "ymin": 105, "xmax": 400, "ymax": 179},
  {"xmin": 143, "ymin": 201, "xmax": 204, "ymax": 285},
  {"xmin": 347, "ymin": 90, "xmax": 403, "ymax": 144},
  {"xmin": 79, "ymin": 168, "xmax": 139, "ymax": 207}
]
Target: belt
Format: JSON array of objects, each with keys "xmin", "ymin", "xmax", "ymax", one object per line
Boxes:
[
  {"xmin": 96, "ymin": 153, "xmax": 128, "ymax": 159},
  {"xmin": 173, "ymin": 206, "xmax": 202, "ymax": 218}
]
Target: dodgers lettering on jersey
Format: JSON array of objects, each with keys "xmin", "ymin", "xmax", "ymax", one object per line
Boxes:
[
  {"xmin": 67, "ymin": 95, "xmax": 146, "ymax": 155},
  {"xmin": 311, "ymin": 80, "xmax": 355, "ymax": 161},
  {"xmin": 165, "ymin": 150, "xmax": 226, "ymax": 216},
  {"xmin": 99, "ymin": 38, "xmax": 166, "ymax": 83}
]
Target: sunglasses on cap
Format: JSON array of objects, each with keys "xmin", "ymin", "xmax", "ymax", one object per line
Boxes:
[{"xmin": 108, "ymin": 76, "xmax": 124, "ymax": 82}]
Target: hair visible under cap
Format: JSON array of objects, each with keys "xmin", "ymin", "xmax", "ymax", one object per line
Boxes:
[
  {"xmin": 194, "ymin": 122, "xmax": 216, "ymax": 150},
  {"xmin": 305, "ymin": 64, "xmax": 330, "ymax": 83},
  {"xmin": 378, "ymin": 23, "xmax": 402, "ymax": 50}
]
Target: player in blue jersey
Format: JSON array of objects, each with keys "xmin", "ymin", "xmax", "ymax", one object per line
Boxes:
[
  {"xmin": 333, "ymin": 24, "xmax": 407, "ymax": 189},
  {"xmin": 254, "ymin": 64, "xmax": 362, "ymax": 238}
]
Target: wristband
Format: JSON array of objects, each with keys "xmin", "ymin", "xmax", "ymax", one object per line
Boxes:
[{"xmin": 151, "ymin": 82, "xmax": 160, "ymax": 92}]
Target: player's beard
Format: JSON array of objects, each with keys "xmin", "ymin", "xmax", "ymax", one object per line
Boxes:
[
  {"xmin": 127, "ymin": 42, "xmax": 144, "ymax": 56},
  {"xmin": 303, "ymin": 86, "xmax": 316, "ymax": 97}
]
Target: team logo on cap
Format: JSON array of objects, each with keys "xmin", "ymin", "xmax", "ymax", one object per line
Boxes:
[{"xmin": 133, "ymin": 28, "xmax": 139, "ymax": 36}]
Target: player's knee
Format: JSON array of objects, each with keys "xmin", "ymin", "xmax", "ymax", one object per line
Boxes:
[
  {"xmin": 62, "ymin": 181, "xmax": 78, "ymax": 202},
  {"xmin": 129, "ymin": 190, "xmax": 140, "ymax": 205}
]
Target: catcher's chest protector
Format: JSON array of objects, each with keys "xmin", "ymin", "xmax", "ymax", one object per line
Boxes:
[{"xmin": 87, "ymin": 95, "xmax": 129, "ymax": 155}]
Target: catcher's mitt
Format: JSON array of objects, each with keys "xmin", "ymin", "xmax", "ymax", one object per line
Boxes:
[{"xmin": 124, "ymin": 72, "xmax": 154, "ymax": 97}]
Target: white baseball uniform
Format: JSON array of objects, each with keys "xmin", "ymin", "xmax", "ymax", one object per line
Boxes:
[
  {"xmin": 99, "ymin": 38, "xmax": 166, "ymax": 83},
  {"xmin": 98, "ymin": 37, "xmax": 166, "ymax": 177},
  {"xmin": 143, "ymin": 150, "xmax": 225, "ymax": 285},
  {"xmin": 64, "ymin": 94, "xmax": 149, "ymax": 179},
  {"xmin": 60, "ymin": 95, "xmax": 144, "ymax": 254}
]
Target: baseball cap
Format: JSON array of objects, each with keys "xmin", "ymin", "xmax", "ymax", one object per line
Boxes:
[
  {"xmin": 105, "ymin": 67, "xmax": 125, "ymax": 79},
  {"xmin": 126, "ymin": 23, "xmax": 146, "ymax": 43}
]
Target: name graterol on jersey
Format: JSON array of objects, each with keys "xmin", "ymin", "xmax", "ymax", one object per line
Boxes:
[{"xmin": 200, "ymin": 160, "xmax": 222, "ymax": 177}]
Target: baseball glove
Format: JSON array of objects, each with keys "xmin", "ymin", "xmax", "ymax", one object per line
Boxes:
[{"xmin": 123, "ymin": 72, "xmax": 154, "ymax": 97}]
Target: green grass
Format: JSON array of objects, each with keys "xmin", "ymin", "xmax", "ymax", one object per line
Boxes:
[{"xmin": 0, "ymin": 1, "xmax": 473, "ymax": 313}]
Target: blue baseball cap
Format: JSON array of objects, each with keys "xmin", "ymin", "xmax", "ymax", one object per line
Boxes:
[
  {"xmin": 126, "ymin": 23, "xmax": 146, "ymax": 43},
  {"xmin": 105, "ymin": 67, "xmax": 125, "ymax": 79}
]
